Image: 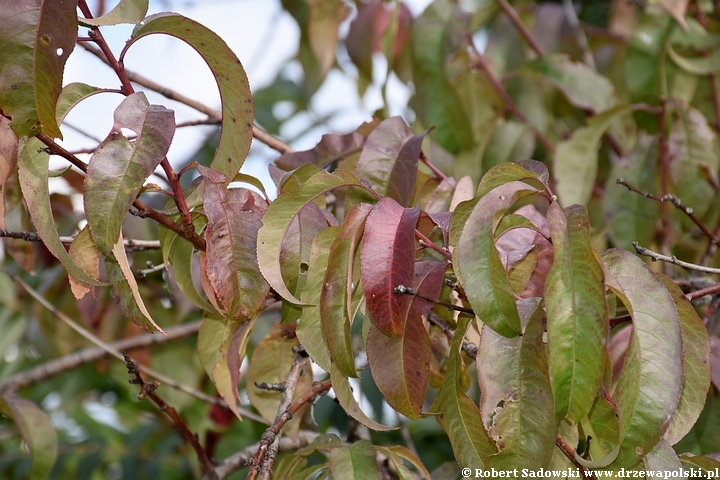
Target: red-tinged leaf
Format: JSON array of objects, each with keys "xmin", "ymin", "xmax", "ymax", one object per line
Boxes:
[
  {"xmin": 321, "ymin": 204, "xmax": 372, "ymax": 377},
  {"xmin": 201, "ymin": 167, "xmax": 269, "ymax": 319},
  {"xmin": 355, "ymin": 116, "xmax": 426, "ymax": 207},
  {"xmin": 68, "ymin": 226, "xmax": 101, "ymax": 300},
  {"xmin": 297, "ymin": 227, "xmax": 339, "ymax": 372},
  {"xmin": 346, "ymin": 0, "xmax": 384, "ymax": 79},
  {"xmin": 0, "ymin": 395, "xmax": 58, "ymax": 480},
  {"xmin": 657, "ymin": 274, "xmax": 711, "ymax": 445},
  {"xmin": 361, "ymin": 197, "xmax": 420, "ymax": 337},
  {"xmin": 275, "ymin": 131, "xmax": 367, "ymax": 173},
  {"xmin": 545, "ymin": 202, "xmax": 608, "ymax": 423},
  {"xmin": 375, "ymin": 446, "xmax": 431, "ymax": 480},
  {"xmin": 642, "ymin": 439, "xmax": 684, "ymax": 471},
  {"xmin": 0, "ymin": 116, "xmax": 18, "ymax": 228},
  {"xmin": 257, "ymin": 169, "xmax": 367, "ymax": 304},
  {"xmin": 131, "ymin": 13, "xmax": 253, "ymax": 182},
  {"xmin": 679, "ymin": 453, "xmax": 720, "ymax": 472},
  {"xmin": 431, "ymin": 315, "xmax": 497, "ymax": 469},
  {"xmin": 307, "ymin": 0, "xmax": 350, "ymax": 76},
  {"xmin": 18, "ymin": 138, "xmax": 105, "ymax": 285},
  {"xmin": 81, "ymin": 0, "xmax": 149, "ymax": 26},
  {"xmin": 328, "ymin": 441, "xmax": 382, "ymax": 480},
  {"xmin": 479, "ymin": 304, "xmax": 557, "ymax": 470},
  {"xmin": 454, "ymin": 182, "xmax": 537, "ymax": 337},
  {"xmin": 85, "ymin": 92, "xmax": 174, "ymax": 254},
  {"xmin": 592, "ymin": 249, "xmax": 683, "ymax": 469},
  {"xmin": 0, "ymin": 0, "xmax": 76, "ymax": 138},
  {"xmin": 330, "ymin": 363, "xmax": 397, "ymax": 431},
  {"xmin": 211, "ymin": 316, "xmax": 255, "ymax": 420},
  {"xmin": 246, "ymin": 324, "xmax": 312, "ymax": 436}
]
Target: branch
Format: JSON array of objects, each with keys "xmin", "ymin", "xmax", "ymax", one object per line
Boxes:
[
  {"xmin": 426, "ymin": 311, "xmax": 478, "ymax": 360},
  {"xmin": 686, "ymin": 282, "xmax": 720, "ymax": 302},
  {"xmin": 414, "ymin": 228, "xmax": 451, "ymax": 260},
  {"xmin": 555, "ymin": 435, "xmax": 596, "ymax": 480},
  {"xmin": 123, "ymin": 352, "xmax": 216, "ymax": 477},
  {"xmin": 394, "ymin": 285, "xmax": 474, "ymax": 315},
  {"xmin": 0, "ymin": 229, "xmax": 161, "ymax": 251},
  {"xmin": 419, "ymin": 151, "xmax": 447, "ymax": 181},
  {"xmin": 633, "ymin": 242, "xmax": 720, "ymax": 275},
  {"xmin": 496, "ymin": 0, "xmax": 545, "ymax": 57}
]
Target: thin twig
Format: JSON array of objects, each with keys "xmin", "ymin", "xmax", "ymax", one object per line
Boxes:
[
  {"xmin": 556, "ymin": 435, "xmax": 595, "ymax": 480},
  {"xmin": 394, "ymin": 285, "xmax": 474, "ymax": 315},
  {"xmin": 123, "ymin": 352, "xmax": 217, "ymax": 477},
  {"xmin": 633, "ymin": 242, "xmax": 720, "ymax": 275},
  {"xmin": 414, "ymin": 229, "xmax": 451, "ymax": 260},
  {"xmin": 657, "ymin": 99, "xmax": 672, "ymax": 267},
  {"xmin": 426, "ymin": 311, "xmax": 478, "ymax": 360},
  {"xmin": 496, "ymin": 0, "xmax": 545, "ymax": 57},
  {"xmin": 609, "ymin": 314, "xmax": 631, "ymax": 329},
  {"xmin": 686, "ymin": 283, "xmax": 720, "ymax": 301},
  {"xmin": 136, "ymin": 263, "xmax": 167, "ymax": 278},
  {"xmin": 419, "ymin": 151, "xmax": 447, "ymax": 181}
]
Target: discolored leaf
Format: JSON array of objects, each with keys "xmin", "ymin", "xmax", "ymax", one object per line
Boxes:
[
  {"xmin": 84, "ymin": 92, "xmax": 174, "ymax": 254},
  {"xmin": 0, "ymin": 395, "xmax": 58, "ymax": 480},
  {"xmin": 307, "ymin": 0, "xmax": 349, "ymax": 76},
  {"xmin": 642, "ymin": 439, "xmax": 684, "ymax": 472},
  {"xmin": 0, "ymin": 0, "xmax": 76, "ymax": 138},
  {"xmin": 68, "ymin": 226, "xmax": 101, "ymax": 300},
  {"xmin": 330, "ymin": 364, "xmax": 397, "ymax": 431},
  {"xmin": 201, "ymin": 166, "xmax": 269, "ymax": 319},
  {"xmin": 554, "ymin": 105, "xmax": 634, "ymax": 207},
  {"xmin": 131, "ymin": 13, "xmax": 253, "ymax": 181},
  {"xmin": 0, "ymin": 117, "xmax": 18, "ymax": 228},
  {"xmin": 545, "ymin": 202, "xmax": 608, "ymax": 423},
  {"xmin": 81, "ymin": 0, "xmax": 149, "ymax": 26},
  {"xmin": 274, "ymin": 130, "xmax": 367, "ymax": 172},
  {"xmin": 454, "ymin": 182, "xmax": 537, "ymax": 337},
  {"xmin": 257, "ymin": 169, "xmax": 367, "ymax": 304},
  {"xmin": 658, "ymin": 0, "xmax": 690, "ymax": 29},
  {"xmin": 211, "ymin": 316, "xmax": 255, "ymax": 420},
  {"xmin": 431, "ymin": 315, "xmax": 497, "ymax": 468},
  {"xmin": 361, "ymin": 197, "xmax": 419, "ymax": 337},
  {"xmin": 375, "ymin": 446, "xmax": 431, "ymax": 480},
  {"xmin": 678, "ymin": 453, "xmax": 720, "ymax": 472},
  {"xmin": 328, "ymin": 441, "xmax": 382, "ymax": 480},
  {"xmin": 321, "ymin": 204, "xmax": 372, "ymax": 377},
  {"xmin": 355, "ymin": 116, "xmax": 427, "ymax": 207},
  {"xmin": 597, "ymin": 249, "xmax": 683, "ymax": 468}
]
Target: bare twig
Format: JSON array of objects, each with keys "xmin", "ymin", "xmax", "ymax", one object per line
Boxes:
[
  {"xmin": 556, "ymin": 435, "xmax": 595, "ymax": 480},
  {"xmin": 394, "ymin": 285, "xmax": 474, "ymax": 315},
  {"xmin": 426, "ymin": 311, "xmax": 478, "ymax": 360},
  {"xmin": 123, "ymin": 352, "xmax": 216, "ymax": 477},
  {"xmin": 419, "ymin": 151, "xmax": 447, "ymax": 181},
  {"xmin": 414, "ymin": 228, "xmax": 451, "ymax": 260},
  {"xmin": 633, "ymin": 242, "xmax": 720, "ymax": 275},
  {"xmin": 0, "ymin": 230, "xmax": 160, "ymax": 251},
  {"xmin": 609, "ymin": 314, "xmax": 631, "ymax": 329},
  {"xmin": 686, "ymin": 283, "xmax": 720, "ymax": 301},
  {"xmin": 496, "ymin": 0, "xmax": 545, "ymax": 57}
]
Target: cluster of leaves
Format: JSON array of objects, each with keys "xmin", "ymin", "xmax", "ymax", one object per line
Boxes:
[{"xmin": 2, "ymin": 0, "xmax": 720, "ymax": 479}]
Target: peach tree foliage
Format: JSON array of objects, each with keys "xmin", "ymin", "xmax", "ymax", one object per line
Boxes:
[{"xmin": 0, "ymin": 0, "xmax": 719, "ymax": 478}]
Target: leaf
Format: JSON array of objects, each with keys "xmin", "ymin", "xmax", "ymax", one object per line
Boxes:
[
  {"xmin": 599, "ymin": 249, "xmax": 683, "ymax": 468},
  {"xmin": 328, "ymin": 441, "xmax": 382, "ymax": 480},
  {"xmin": 306, "ymin": 0, "xmax": 349, "ymax": 76},
  {"xmin": 330, "ymin": 363, "xmax": 397, "ymax": 431},
  {"xmin": 257, "ymin": 169, "xmax": 366, "ymax": 304},
  {"xmin": 642, "ymin": 439, "xmax": 684, "ymax": 472},
  {"xmin": 361, "ymin": 197, "xmax": 420, "ymax": 337},
  {"xmin": 554, "ymin": 105, "xmax": 634, "ymax": 207},
  {"xmin": 375, "ymin": 446, "xmax": 431, "ymax": 480},
  {"xmin": 297, "ymin": 227, "xmax": 339, "ymax": 372},
  {"xmin": 0, "ymin": 116, "xmax": 18, "ymax": 228},
  {"xmin": 68, "ymin": 226, "xmax": 101, "ymax": 299},
  {"xmin": 454, "ymin": 182, "xmax": 537, "ymax": 337},
  {"xmin": 274, "ymin": 130, "xmax": 367, "ymax": 172},
  {"xmin": 321, "ymin": 204, "xmax": 372, "ymax": 377},
  {"xmin": 431, "ymin": 315, "xmax": 497, "ymax": 468},
  {"xmin": 18, "ymin": 138, "xmax": 105, "ymax": 286},
  {"xmin": 84, "ymin": 92, "xmax": 174, "ymax": 254},
  {"xmin": 131, "ymin": 13, "xmax": 253, "ymax": 181},
  {"xmin": 0, "ymin": 0, "xmax": 76, "ymax": 138},
  {"xmin": 0, "ymin": 395, "xmax": 58, "ymax": 480},
  {"xmin": 355, "ymin": 116, "xmax": 427, "ymax": 207},
  {"xmin": 667, "ymin": 42, "xmax": 720, "ymax": 75},
  {"xmin": 656, "ymin": 274, "xmax": 711, "ymax": 446},
  {"xmin": 545, "ymin": 202, "xmax": 608, "ymax": 423},
  {"xmin": 54, "ymin": 83, "xmax": 105, "ymax": 122},
  {"xmin": 678, "ymin": 453, "xmax": 720, "ymax": 472},
  {"xmin": 479, "ymin": 305, "xmax": 557, "ymax": 470},
  {"xmin": 81, "ymin": 0, "xmax": 149, "ymax": 26},
  {"xmin": 658, "ymin": 0, "xmax": 690, "ymax": 29},
  {"xmin": 201, "ymin": 167, "xmax": 269, "ymax": 319},
  {"xmin": 211, "ymin": 316, "xmax": 255, "ymax": 420}
]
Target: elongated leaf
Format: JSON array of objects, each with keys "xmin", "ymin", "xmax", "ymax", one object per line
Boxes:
[
  {"xmin": 667, "ymin": 42, "xmax": 720, "ymax": 75},
  {"xmin": 431, "ymin": 315, "xmax": 497, "ymax": 468},
  {"xmin": 274, "ymin": 130, "xmax": 367, "ymax": 172},
  {"xmin": 321, "ymin": 204, "xmax": 372, "ymax": 377},
  {"xmin": 328, "ymin": 441, "xmax": 382, "ymax": 480},
  {"xmin": 454, "ymin": 182, "xmax": 536, "ymax": 337},
  {"xmin": 307, "ymin": 0, "xmax": 349, "ymax": 76},
  {"xmin": 678, "ymin": 453, "xmax": 720, "ymax": 472},
  {"xmin": 68, "ymin": 226, "xmax": 101, "ymax": 299},
  {"xmin": 642, "ymin": 439, "xmax": 685, "ymax": 472},
  {"xmin": 85, "ymin": 92, "xmax": 174, "ymax": 254},
  {"xmin": 18, "ymin": 138, "xmax": 105, "ymax": 286},
  {"xmin": 201, "ymin": 167, "xmax": 269, "ymax": 319},
  {"xmin": 599, "ymin": 249, "xmax": 683, "ymax": 468},
  {"xmin": 0, "ymin": 395, "xmax": 58, "ymax": 480},
  {"xmin": 81, "ymin": 0, "xmax": 149, "ymax": 26},
  {"xmin": 131, "ymin": 13, "xmax": 253, "ymax": 181},
  {"xmin": 330, "ymin": 364, "xmax": 396, "ymax": 431},
  {"xmin": 545, "ymin": 202, "xmax": 608, "ymax": 423},
  {"xmin": 257, "ymin": 169, "xmax": 366, "ymax": 304},
  {"xmin": 554, "ymin": 105, "xmax": 634, "ymax": 207},
  {"xmin": 355, "ymin": 116, "xmax": 426, "ymax": 207},
  {"xmin": 361, "ymin": 197, "xmax": 419, "ymax": 337},
  {"xmin": 211, "ymin": 316, "xmax": 254, "ymax": 420},
  {"xmin": 375, "ymin": 446, "xmax": 431, "ymax": 480},
  {"xmin": 657, "ymin": 274, "xmax": 711, "ymax": 445},
  {"xmin": 0, "ymin": 0, "xmax": 76, "ymax": 138},
  {"xmin": 479, "ymin": 306, "xmax": 557, "ymax": 469},
  {"xmin": 0, "ymin": 117, "xmax": 17, "ymax": 229}
]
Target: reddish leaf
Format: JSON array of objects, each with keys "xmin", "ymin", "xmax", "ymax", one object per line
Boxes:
[
  {"xmin": 212, "ymin": 317, "xmax": 255, "ymax": 420},
  {"xmin": 361, "ymin": 197, "xmax": 420, "ymax": 337}
]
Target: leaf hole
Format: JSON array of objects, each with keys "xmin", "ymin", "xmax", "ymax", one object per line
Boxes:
[
  {"xmin": 40, "ymin": 35, "xmax": 50, "ymax": 44},
  {"xmin": 56, "ymin": 48, "xmax": 64, "ymax": 56}
]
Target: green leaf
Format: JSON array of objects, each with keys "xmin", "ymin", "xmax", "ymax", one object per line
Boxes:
[
  {"xmin": 84, "ymin": 92, "xmax": 174, "ymax": 254},
  {"xmin": 599, "ymin": 249, "xmax": 683, "ymax": 468},
  {"xmin": 330, "ymin": 363, "xmax": 397, "ymax": 431},
  {"xmin": 328, "ymin": 441, "xmax": 382, "ymax": 480},
  {"xmin": 211, "ymin": 316, "xmax": 255, "ymax": 420},
  {"xmin": 656, "ymin": 274, "xmax": 711, "ymax": 446},
  {"xmin": 54, "ymin": 82, "xmax": 105, "ymax": 124},
  {"xmin": 18, "ymin": 138, "xmax": 106, "ymax": 286},
  {"xmin": 131, "ymin": 13, "xmax": 253, "ymax": 181},
  {"xmin": 545, "ymin": 202, "xmax": 608, "ymax": 423},
  {"xmin": 0, "ymin": 0, "xmax": 77, "ymax": 138},
  {"xmin": 431, "ymin": 315, "xmax": 497, "ymax": 468},
  {"xmin": 479, "ymin": 304, "xmax": 557, "ymax": 469},
  {"xmin": 80, "ymin": 0, "xmax": 149, "ymax": 26},
  {"xmin": 201, "ymin": 167, "xmax": 269, "ymax": 319},
  {"xmin": 642, "ymin": 439, "xmax": 684, "ymax": 471},
  {"xmin": 321, "ymin": 204, "xmax": 372, "ymax": 377},
  {"xmin": 68, "ymin": 226, "xmax": 101, "ymax": 299},
  {"xmin": 678, "ymin": 453, "xmax": 720, "ymax": 472},
  {"xmin": 666, "ymin": 41, "xmax": 720, "ymax": 75},
  {"xmin": 257, "ymin": 169, "xmax": 366, "ymax": 304},
  {"xmin": 554, "ymin": 105, "xmax": 634, "ymax": 207},
  {"xmin": 454, "ymin": 182, "xmax": 537, "ymax": 337},
  {"xmin": 306, "ymin": 0, "xmax": 349, "ymax": 76},
  {"xmin": 360, "ymin": 197, "xmax": 420, "ymax": 337},
  {"xmin": 0, "ymin": 395, "xmax": 58, "ymax": 480},
  {"xmin": 297, "ymin": 227, "xmax": 339, "ymax": 372},
  {"xmin": 355, "ymin": 116, "xmax": 427, "ymax": 207},
  {"xmin": 482, "ymin": 120, "xmax": 534, "ymax": 172},
  {"xmin": 0, "ymin": 117, "xmax": 18, "ymax": 227},
  {"xmin": 375, "ymin": 446, "xmax": 431, "ymax": 480}
]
